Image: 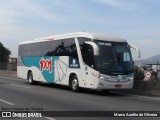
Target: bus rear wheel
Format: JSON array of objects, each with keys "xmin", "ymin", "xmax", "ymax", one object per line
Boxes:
[
  {"xmin": 71, "ymin": 76, "xmax": 80, "ymax": 92},
  {"xmin": 28, "ymin": 71, "xmax": 35, "ymax": 85}
]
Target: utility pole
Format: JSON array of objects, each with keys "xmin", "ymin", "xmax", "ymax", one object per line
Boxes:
[{"xmin": 156, "ymin": 61, "xmax": 158, "ymax": 80}]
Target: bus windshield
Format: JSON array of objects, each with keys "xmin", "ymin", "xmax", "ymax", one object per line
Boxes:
[{"xmin": 94, "ymin": 40, "xmax": 133, "ymax": 75}]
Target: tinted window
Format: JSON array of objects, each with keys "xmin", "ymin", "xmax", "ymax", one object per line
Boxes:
[
  {"xmin": 34, "ymin": 42, "xmax": 44, "ymax": 56},
  {"xmin": 19, "ymin": 38, "xmax": 78, "ymax": 59},
  {"xmin": 94, "ymin": 40, "xmax": 133, "ymax": 75},
  {"xmin": 18, "ymin": 43, "xmax": 34, "ymax": 57},
  {"xmin": 45, "ymin": 38, "xmax": 78, "ymax": 58},
  {"xmin": 77, "ymin": 37, "xmax": 92, "ymax": 66}
]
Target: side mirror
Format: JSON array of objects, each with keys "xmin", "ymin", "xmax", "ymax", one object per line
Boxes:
[
  {"xmin": 130, "ymin": 45, "xmax": 141, "ymax": 58},
  {"xmin": 84, "ymin": 41, "xmax": 99, "ymax": 56}
]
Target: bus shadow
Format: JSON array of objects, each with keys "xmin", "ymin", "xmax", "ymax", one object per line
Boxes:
[
  {"xmin": 24, "ymin": 81, "xmax": 130, "ymax": 97},
  {"xmin": 30, "ymin": 82, "xmax": 71, "ymax": 91},
  {"xmin": 80, "ymin": 89, "xmax": 130, "ymax": 97}
]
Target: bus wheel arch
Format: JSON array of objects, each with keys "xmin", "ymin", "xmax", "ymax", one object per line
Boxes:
[
  {"xmin": 27, "ymin": 70, "xmax": 35, "ymax": 85},
  {"xmin": 69, "ymin": 73, "xmax": 80, "ymax": 92}
]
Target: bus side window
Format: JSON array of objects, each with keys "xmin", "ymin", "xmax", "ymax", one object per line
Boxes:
[
  {"xmin": 44, "ymin": 41, "xmax": 63, "ymax": 56},
  {"xmin": 69, "ymin": 44, "xmax": 78, "ymax": 59},
  {"xmin": 64, "ymin": 44, "xmax": 78, "ymax": 59},
  {"xmin": 44, "ymin": 39, "xmax": 78, "ymax": 58},
  {"xmin": 55, "ymin": 45, "xmax": 64, "ymax": 56}
]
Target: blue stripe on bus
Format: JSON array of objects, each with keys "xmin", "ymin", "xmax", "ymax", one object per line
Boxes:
[{"xmin": 22, "ymin": 56, "xmax": 59, "ymax": 83}]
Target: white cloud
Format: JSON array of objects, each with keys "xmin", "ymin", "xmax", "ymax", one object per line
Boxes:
[
  {"xmin": 0, "ymin": 0, "xmax": 159, "ymax": 59},
  {"xmin": 0, "ymin": 0, "xmax": 63, "ymax": 22},
  {"xmin": 0, "ymin": 9, "xmax": 17, "ymax": 17},
  {"xmin": 12, "ymin": 0, "xmax": 56, "ymax": 20},
  {"xmin": 97, "ymin": 0, "xmax": 123, "ymax": 7},
  {"xmin": 93, "ymin": 0, "xmax": 140, "ymax": 10},
  {"xmin": 0, "ymin": 8, "xmax": 20, "ymax": 24}
]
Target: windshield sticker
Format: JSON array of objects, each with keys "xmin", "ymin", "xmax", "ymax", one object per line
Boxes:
[
  {"xmin": 98, "ymin": 42, "xmax": 112, "ymax": 46},
  {"xmin": 69, "ymin": 57, "xmax": 80, "ymax": 68}
]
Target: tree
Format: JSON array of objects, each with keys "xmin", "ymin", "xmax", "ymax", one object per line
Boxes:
[
  {"xmin": 0, "ymin": 42, "xmax": 11, "ymax": 62},
  {"xmin": 134, "ymin": 66, "xmax": 145, "ymax": 80}
]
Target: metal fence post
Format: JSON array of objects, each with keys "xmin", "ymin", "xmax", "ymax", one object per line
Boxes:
[{"xmin": 156, "ymin": 61, "xmax": 158, "ymax": 80}]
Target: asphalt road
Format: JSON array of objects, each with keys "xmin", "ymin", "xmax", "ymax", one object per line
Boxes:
[{"xmin": 0, "ymin": 76, "xmax": 160, "ymax": 120}]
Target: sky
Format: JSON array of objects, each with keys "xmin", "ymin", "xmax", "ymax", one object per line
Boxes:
[{"xmin": 0, "ymin": 0, "xmax": 160, "ymax": 59}]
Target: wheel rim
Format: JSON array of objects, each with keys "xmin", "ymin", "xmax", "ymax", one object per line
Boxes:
[{"xmin": 72, "ymin": 79, "xmax": 78, "ymax": 90}]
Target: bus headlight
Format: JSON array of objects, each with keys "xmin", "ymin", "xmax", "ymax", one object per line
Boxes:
[
  {"xmin": 98, "ymin": 75, "xmax": 107, "ymax": 80},
  {"xmin": 129, "ymin": 77, "xmax": 134, "ymax": 81},
  {"xmin": 99, "ymin": 76, "xmax": 104, "ymax": 80},
  {"xmin": 93, "ymin": 73, "xmax": 108, "ymax": 80}
]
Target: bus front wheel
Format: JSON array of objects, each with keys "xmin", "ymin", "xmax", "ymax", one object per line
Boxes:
[
  {"xmin": 71, "ymin": 76, "xmax": 80, "ymax": 92},
  {"xmin": 28, "ymin": 71, "xmax": 34, "ymax": 85}
]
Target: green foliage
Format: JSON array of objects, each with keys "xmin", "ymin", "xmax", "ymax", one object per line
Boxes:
[
  {"xmin": 0, "ymin": 42, "xmax": 11, "ymax": 62},
  {"xmin": 134, "ymin": 66, "xmax": 145, "ymax": 80}
]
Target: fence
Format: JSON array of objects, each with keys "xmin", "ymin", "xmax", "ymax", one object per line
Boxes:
[{"xmin": 0, "ymin": 62, "xmax": 17, "ymax": 71}]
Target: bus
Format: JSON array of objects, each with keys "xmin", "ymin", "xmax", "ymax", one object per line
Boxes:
[{"xmin": 17, "ymin": 32, "xmax": 140, "ymax": 92}]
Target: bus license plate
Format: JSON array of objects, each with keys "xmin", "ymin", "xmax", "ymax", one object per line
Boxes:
[{"xmin": 115, "ymin": 84, "xmax": 122, "ymax": 88}]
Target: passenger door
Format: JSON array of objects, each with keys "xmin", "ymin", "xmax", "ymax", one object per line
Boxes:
[{"xmin": 83, "ymin": 44, "xmax": 95, "ymax": 88}]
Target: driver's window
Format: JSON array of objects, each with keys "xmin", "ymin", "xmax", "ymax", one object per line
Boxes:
[{"xmin": 83, "ymin": 44, "xmax": 94, "ymax": 68}]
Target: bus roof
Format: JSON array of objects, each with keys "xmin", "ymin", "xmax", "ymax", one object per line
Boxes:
[{"xmin": 19, "ymin": 32, "xmax": 127, "ymax": 45}]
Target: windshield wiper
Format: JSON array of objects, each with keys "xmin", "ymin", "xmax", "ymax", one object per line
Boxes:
[{"xmin": 98, "ymin": 68, "xmax": 110, "ymax": 73}]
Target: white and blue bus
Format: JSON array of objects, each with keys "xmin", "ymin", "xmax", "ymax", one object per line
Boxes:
[{"xmin": 17, "ymin": 32, "xmax": 140, "ymax": 92}]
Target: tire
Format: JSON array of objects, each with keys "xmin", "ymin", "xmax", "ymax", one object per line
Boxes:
[
  {"xmin": 28, "ymin": 71, "xmax": 35, "ymax": 85},
  {"xmin": 70, "ymin": 75, "xmax": 80, "ymax": 92}
]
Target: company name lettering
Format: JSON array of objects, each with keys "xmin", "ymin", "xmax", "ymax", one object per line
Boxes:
[{"xmin": 39, "ymin": 58, "xmax": 52, "ymax": 73}]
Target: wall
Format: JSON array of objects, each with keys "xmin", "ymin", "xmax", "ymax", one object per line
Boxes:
[
  {"xmin": 131, "ymin": 80, "xmax": 160, "ymax": 96},
  {"xmin": 0, "ymin": 70, "xmax": 17, "ymax": 78}
]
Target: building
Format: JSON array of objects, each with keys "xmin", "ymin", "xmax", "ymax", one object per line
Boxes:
[{"xmin": 9, "ymin": 57, "xmax": 17, "ymax": 63}]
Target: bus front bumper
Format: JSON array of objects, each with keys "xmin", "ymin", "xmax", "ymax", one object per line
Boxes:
[{"xmin": 96, "ymin": 78, "xmax": 134, "ymax": 90}]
